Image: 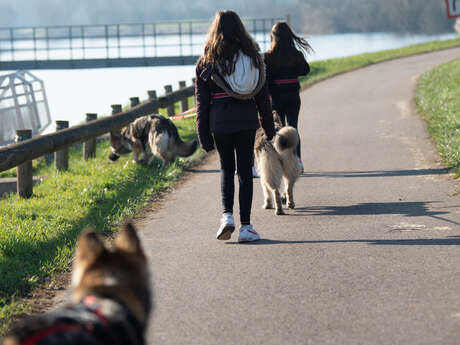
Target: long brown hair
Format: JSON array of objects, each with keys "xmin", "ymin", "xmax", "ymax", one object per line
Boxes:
[
  {"xmin": 199, "ymin": 10, "xmax": 262, "ymax": 76},
  {"xmin": 265, "ymin": 21, "xmax": 313, "ymax": 69}
]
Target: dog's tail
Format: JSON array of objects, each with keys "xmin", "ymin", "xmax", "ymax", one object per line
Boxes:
[
  {"xmin": 165, "ymin": 118, "xmax": 198, "ymax": 157},
  {"xmin": 273, "ymin": 126, "xmax": 299, "ymax": 154},
  {"xmin": 174, "ymin": 137, "xmax": 198, "ymax": 157}
]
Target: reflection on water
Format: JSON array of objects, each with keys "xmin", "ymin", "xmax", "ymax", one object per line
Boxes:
[{"xmin": 1, "ymin": 32, "xmax": 457, "ymax": 130}]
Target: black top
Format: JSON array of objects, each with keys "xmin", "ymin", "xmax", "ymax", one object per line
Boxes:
[
  {"xmin": 195, "ymin": 63, "xmax": 275, "ymax": 152},
  {"xmin": 264, "ymin": 50, "xmax": 310, "ymax": 96}
]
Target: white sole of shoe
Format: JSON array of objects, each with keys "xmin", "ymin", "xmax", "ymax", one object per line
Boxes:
[
  {"xmin": 238, "ymin": 235, "xmax": 260, "ymax": 243},
  {"xmin": 217, "ymin": 225, "xmax": 235, "ymax": 240}
]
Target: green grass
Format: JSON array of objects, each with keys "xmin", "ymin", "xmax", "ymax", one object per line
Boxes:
[
  {"xmin": 415, "ymin": 58, "xmax": 460, "ymax": 171},
  {"xmin": 0, "ymin": 156, "xmax": 53, "ymax": 178},
  {"xmin": 1, "ymin": 37, "xmax": 460, "ymax": 335},
  {"xmin": 0, "ymin": 107, "xmax": 201, "ymax": 334},
  {"xmin": 300, "ymin": 37, "xmax": 460, "ymax": 88}
]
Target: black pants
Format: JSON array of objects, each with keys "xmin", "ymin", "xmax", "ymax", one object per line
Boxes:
[
  {"xmin": 273, "ymin": 92, "xmax": 301, "ymax": 158},
  {"xmin": 214, "ymin": 129, "xmax": 256, "ymax": 225}
]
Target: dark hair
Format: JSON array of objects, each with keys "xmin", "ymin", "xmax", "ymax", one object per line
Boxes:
[
  {"xmin": 199, "ymin": 10, "xmax": 262, "ymax": 75},
  {"xmin": 265, "ymin": 21, "xmax": 313, "ymax": 69}
]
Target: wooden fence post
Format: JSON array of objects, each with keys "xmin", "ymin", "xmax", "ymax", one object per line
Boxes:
[
  {"xmin": 16, "ymin": 129, "xmax": 33, "ymax": 198},
  {"xmin": 147, "ymin": 90, "xmax": 159, "ymax": 114},
  {"xmin": 45, "ymin": 153, "xmax": 53, "ymax": 165},
  {"xmin": 83, "ymin": 113, "xmax": 97, "ymax": 160},
  {"xmin": 0, "ymin": 84, "xmax": 195, "ymax": 173},
  {"xmin": 130, "ymin": 97, "xmax": 140, "ymax": 107},
  {"xmin": 164, "ymin": 85, "xmax": 174, "ymax": 116},
  {"xmin": 179, "ymin": 81, "xmax": 188, "ymax": 113},
  {"xmin": 111, "ymin": 104, "xmax": 122, "ymax": 115},
  {"xmin": 54, "ymin": 120, "xmax": 69, "ymax": 171}
]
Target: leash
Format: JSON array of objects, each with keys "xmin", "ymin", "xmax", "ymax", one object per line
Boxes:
[{"xmin": 169, "ymin": 107, "xmax": 197, "ymax": 120}]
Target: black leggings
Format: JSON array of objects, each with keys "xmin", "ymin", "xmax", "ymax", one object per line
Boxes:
[
  {"xmin": 214, "ymin": 130, "xmax": 256, "ymax": 225},
  {"xmin": 273, "ymin": 92, "xmax": 301, "ymax": 158}
]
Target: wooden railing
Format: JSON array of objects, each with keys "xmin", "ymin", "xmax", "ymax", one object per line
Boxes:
[{"xmin": 0, "ymin": 80, "xmax": 195, "ymax": 197}]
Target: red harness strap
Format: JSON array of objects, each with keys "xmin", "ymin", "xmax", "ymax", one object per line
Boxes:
[
  {"xmin": 273, "ymin": 78, "xmax": 299, "ymax": 84},
  {"xmin": 20, "ymin": 296, "xmax": 109, "ymax": 345},
  {"xmin": 21, "ymin": 324, "xmax": 82, "ymax": 345},
  {"xmin": 83, "ymin": 295, "xmax": 109, "ymax": 326},
  {"xmin": 212, "ymin": 92, "xmax": 231, "ymax": 99}
]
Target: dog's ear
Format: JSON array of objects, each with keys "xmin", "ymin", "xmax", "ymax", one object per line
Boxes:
[
  {"xmin": 114, "ymin": 221, "xmax": 144, "ymax": 257},
  {"xmin": 272, "ymin": 110, "xmax": 282, "ymax": 126},
  {"xmin": 75, "ymin": 229, "xmax": 106, "ymax": 265},
  {"xmin": 72, "ymin": 229, "xmax": 106, "ymax": 288}
]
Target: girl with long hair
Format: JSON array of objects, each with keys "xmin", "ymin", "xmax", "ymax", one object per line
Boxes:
[
  {"xmin": 264, "ymin": 21, "xmax": 312, "ymax": 172},
  {"xmin": 195, "ymin": 10, "xmax": 275, "ymax": 242}
]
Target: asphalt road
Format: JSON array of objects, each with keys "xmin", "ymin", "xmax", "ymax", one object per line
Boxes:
[{"xmin": 67, "ymin": 48, "xmax": 460, "ymax": 345}]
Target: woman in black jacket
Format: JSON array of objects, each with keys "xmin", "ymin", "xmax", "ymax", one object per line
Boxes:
[
  {"xmin": 264, "ymin": 21, "xmax": 312, "ymax": 173},
  {"xmin": 195, "ymin": 10, "xmax": 275, "ymax": 242}
]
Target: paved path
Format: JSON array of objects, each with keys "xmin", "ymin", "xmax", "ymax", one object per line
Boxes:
[{"xmin": 133, "ymin": 49, "xmax": 459, "ymax": 344}]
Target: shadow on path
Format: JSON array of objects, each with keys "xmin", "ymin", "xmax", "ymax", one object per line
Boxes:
[
  {"xmin": 226, "ymin": 236, "xmax": 460, "ymax": 246},
  {"xmin": 301, "ymin": 168, "xmax": 449, "ymax": 179},
  {"xmin": 294, "ymin": 201, "xmax": 460, "ymax": 227},
  {"xmin": 186, "ymin": 168, "xmax": 220, "ymax": 174},
  {"xmin": 295, "ymin": 201, "xmax": 443, "ymax": 217}
]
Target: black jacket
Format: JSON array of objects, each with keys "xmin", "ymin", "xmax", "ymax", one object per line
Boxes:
[
  {"xmin": 195, "ymin": 61, "xmax": 275, "ymax": 152},
  {"xmin": 264, "ymin": 50, "xmax": 310, "ymax": 98}
]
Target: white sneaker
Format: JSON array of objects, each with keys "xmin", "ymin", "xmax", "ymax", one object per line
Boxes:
[
  {"xmin": 298, "ymin": 158, "xmax": 304, "ymax": 174},
  {"xmin": 252, "ymin": 166, "xmax": 259, "ymax": 178},
  {"xmin": 238, "ymin": 224, "xmax": 260, "ymax": 242},
  {"xmin": 216, "ymin": 213, "xmax": 235, "ymax": 240}
]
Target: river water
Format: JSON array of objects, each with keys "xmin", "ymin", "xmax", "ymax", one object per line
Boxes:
[{"xmin": 2, "ymin": 32, "xmax": 458, "ymax": 130}]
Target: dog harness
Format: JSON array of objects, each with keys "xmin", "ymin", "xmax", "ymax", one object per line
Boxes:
[{"xmin": 13, "ymin": 296, "xmax": 145, "ymax": 345}]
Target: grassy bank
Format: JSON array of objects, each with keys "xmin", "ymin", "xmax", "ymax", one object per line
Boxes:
[
  {"xmin": 300, "ymin": 37, "xmax": 460, "ymax": 88},
  {"xmin": 0, "ymin": 113, "xmax": 201, "ymax": 334},
  {"xmin": 415, "ymin": 58, "xmax": 460, "ymax": 171},
  {"xmin": 1, "ymin": 37, "xmax": 460, "ymax": 335}
]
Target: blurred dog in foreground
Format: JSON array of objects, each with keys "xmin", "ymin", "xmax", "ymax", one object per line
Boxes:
[
  {"xmin": 254, "ymin": 111, "xmax": 301, "ymax": 215},
  {"xmin": 109, "ymin": 114, "xmax": 198, "ymax": 166},
  {"xmin": 2, "ymin": 222, "xmax": 151, "ymax": 345}
]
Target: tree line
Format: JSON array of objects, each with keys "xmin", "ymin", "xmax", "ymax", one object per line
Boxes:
[{"xmin": 0, "ymin": 0, "xmax": 456, "ymax": 34}]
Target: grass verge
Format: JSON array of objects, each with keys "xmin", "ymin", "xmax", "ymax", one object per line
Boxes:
[
  {"xmin": 300, "ymin": 37, "xmax": 460, "ymax": 88},
  {"xmin": 415, "ymin": 58, "xmax": 460, "ymax": 172},
  {"xmin": 0, "ymin": 111, "xmax": 202, "ymax": 334},
  {"xmin": 0, "ymin": 37, "xmax": 460, "ymax": 335}
]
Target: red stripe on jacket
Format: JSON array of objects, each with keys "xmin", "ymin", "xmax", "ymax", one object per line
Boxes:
[
  {"xmin": 212, "ymin": 92, "xmax": 230, "ymax": 99},
  {"xmin": 273, "ymin": 78, "xmax": 299, "ymax": 84}
]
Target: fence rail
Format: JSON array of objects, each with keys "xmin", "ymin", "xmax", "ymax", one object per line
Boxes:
[
  {"xmin": 0, "ymin": 81, "xmax": 195, "ymax": 197},
  {"xmin": 0, "ymin": 17, "xmax": 285, "ymax": 69}
]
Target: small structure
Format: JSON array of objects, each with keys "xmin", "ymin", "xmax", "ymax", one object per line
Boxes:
[{"xmin": 0, "ymin": 70, "xmax": 51, "ymax": 146}]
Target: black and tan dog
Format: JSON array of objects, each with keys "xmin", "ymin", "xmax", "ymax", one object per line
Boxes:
[
  {"xmin": 109, "ymin": 114, "xmax": 198, "ymax": 166},
  {"xmin": 254, "ymin": 111, "xmax": 301, "ymax": 215},
  {"xmin": 2, "ymin": 222, "xmax": 151, "ymax": 345}
]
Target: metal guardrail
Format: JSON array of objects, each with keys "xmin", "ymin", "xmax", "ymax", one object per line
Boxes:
[{"xmin": 0, "ymin": 17, "xmax": 285, "ymax": 69}]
